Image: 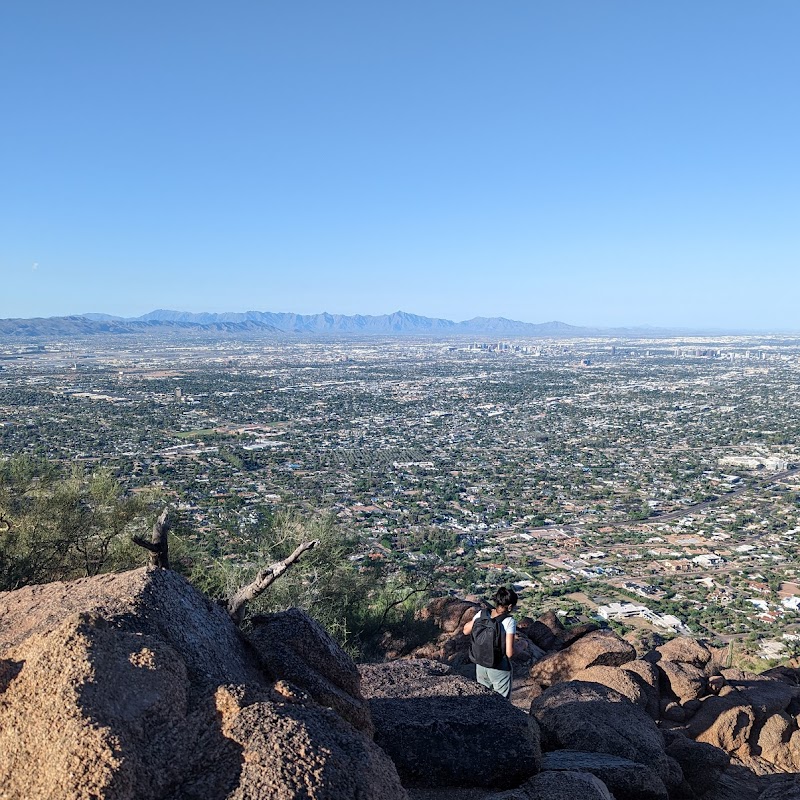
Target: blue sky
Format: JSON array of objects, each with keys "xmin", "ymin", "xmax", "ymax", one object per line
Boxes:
[{"xmin": 2, "ymin": 2, "xmax": 798, "ymax": 329}]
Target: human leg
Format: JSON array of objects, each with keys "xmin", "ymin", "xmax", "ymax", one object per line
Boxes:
[
  {"xmin": 476, "ymin": 664, "xmax": 493, "ymax": 691},
  {"xmin": 482, "ymin": 666, "xmax": 512, "ymax": 699}
]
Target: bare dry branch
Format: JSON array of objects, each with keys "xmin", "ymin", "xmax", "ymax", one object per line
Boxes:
[
  {"xmin": 132, "ymin": 507, "xmax": 171, "ymax": 569},
  {"xmin": 376, "ymin": 584, "xmax": 434, "ymax": 632},
  {"xmin": 227, "ymin": 539, "xmax": 319, "ymax": 624}
]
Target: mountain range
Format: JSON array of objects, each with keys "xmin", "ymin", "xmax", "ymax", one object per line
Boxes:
[{"xmin": 0, "ymin": 309, "xmax": 669, "ymax": 338}]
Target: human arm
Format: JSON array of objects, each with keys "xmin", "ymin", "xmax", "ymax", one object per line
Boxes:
[
  {"xmin": 462, "ymin": 608, "xmax": 480, "ymax": 636},
  {"xmin": 502, "ymin": 616, "xmax": 516, "ymax": 659}
]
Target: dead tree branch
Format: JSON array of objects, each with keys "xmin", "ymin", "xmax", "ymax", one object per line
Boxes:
[
  {"xmin": 133, "ymin": 507, "xmax": 171, "ymax": 569},
  {"xmin": 376, "ymin": 585, "xmax": 434, "ymax": 632},
  {"xmin": 227, "ymin": 539, "xmax": 319, "ymax": 624}
]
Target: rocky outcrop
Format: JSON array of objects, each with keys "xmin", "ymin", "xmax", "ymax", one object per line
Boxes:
[
  {"xmin": 570, "ymin": 665, "xmax": 648, "ymax": 709},
  {"xmin": 6, "ymin": 574, "xmax": 800, "ymax": 800},
  {"xmin": 755, "ymin": 712, "xmax": 800, "ymax": 773},
  {"xmin": 529, "ymin": 630, "xmax": 636, "ymax": 687},
  {"xmin": 540, "ymin": 750, "xmax": 668, "ymax": 800},
  {"xmin": 215, "ymin": 685, "xmax": 405, "ymax": 800},
  {"xmin": 247, "ymin": 607, "xmax": 373, "ymax": 734},
  {"xmin": 531, "ymin": 681, "xmax": 673, "ymax": 788},
  {"xmin": 402, "ymin": 599, "xmax": 800, "ymax": 796},
  {"xmin": 359, "ymin": 658, "xmax": 541, "ymax": 789},
  {"xmin": 417, "ymin": 596, "xmax": 481, "ymax": 633},
  {"xmin": 680, "ymin": 668, "xmax": 800, "ymax": 774},
  {"xmin": 721, "ymin": 668, "xmax": 800, "ymax": 721},
  {"xmin": 558, "ymin": 622, "xmax": 601, "ymax": 648},
  {"xmin": 620, "ymin": 659, "xmax": 662, "ymax": 718},
  {"xmin": 0, "ymin": 568, "xmax": 407, "ymax": 800},
  {"xmin": 658, "ymin": 659, "xmax": 708, "ymax": 704},
  {"xmin": 663, "ymin": 731, "xmax": 730, "ymax": 797},
  {"xmin": 523, "ymin": 611, "xmax": 564, "ymax": 651},
  {"xmin": 650, "ymin": 637, "xmax": 712, "ymax": 670},
  {"xmin": 0, "ymin": 567, "xmax": 263, "ymax": 694},
  {"xmin": 490, "ymin": 769, "xmax": 615, "ymax": 800}
]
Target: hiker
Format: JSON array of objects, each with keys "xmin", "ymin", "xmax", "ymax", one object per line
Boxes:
[{"xmin": 463, "ymin": 586, "xmax": 518, "ymax": 699}]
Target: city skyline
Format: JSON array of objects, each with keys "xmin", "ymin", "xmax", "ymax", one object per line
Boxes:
[{"xmin": 3, "ymin": 2, "xmax": 799, "ymax": 329}]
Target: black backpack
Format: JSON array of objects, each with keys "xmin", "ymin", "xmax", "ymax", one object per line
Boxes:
[{"xmin": 469, "ymin": 611, "xmax": 510, "ymax": 668}]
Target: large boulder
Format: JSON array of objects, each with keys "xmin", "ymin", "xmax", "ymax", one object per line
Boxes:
[
  {"xmin": 526, "ymin": 610, "xmax": 565, "ymax": 651},
  {"xmin": 571, "ymin": 665, "xmax": 648, "ymax": 709},
  {"xmin": 760, "ymin": 665, "xmax": 800, "ymax": 687},
  {"xmin": 215, "ymin": 685, "xmax": 408, "ymax": 800},
  {"xmin": 510, "ymin": 634, "xmax": 546, "ymax": 674},
  {"xmin": 720, "ymin": 669, "xmax": 800, "ymax": 722},
  {"xmin": 417, "ymin": 597, "xmax": 481, "ymax": 633},
  {"xmin": 489, "ymin": 768, "xmax": 614, "ymax": 800},
  {"xmin": 557, "ymin": 622, "xmax": 601, "ymax": 648},
  {"xmin": 247, "ymin": 608, "xmax": 373, "ymax": 734},
  {"xmin": 755, "ymin": 712, "xmax": 800, "ymax": 772},
  {"xmin": 0, "ymin": 567, "xmax": 262, "ymax": 695},
  {"xmin": 529, "ymin": 630, "xmax": 636, "ymax": 688},
  {"xmin": 360, "ymin": 658, "xmax": 541, "ymax": 789},
  {"xmin": 650, "ymin": 637, "xmax": 711, "ymax": 669},
  {"xmin": 658, "ymin": 660, "xmax": 708, "ymax": 705},
  {"xmin": 540, "ymin": 750, "xmax": 668, "ymax": 800},
  {"xmin": 0, "ymin": 568, "xmax": 408, "ymax": 800},
  {"xmin": 758, "ymin": 775, "xmax": 800, "ymax": 800},
  {"xmin": 620, "ymin": 659, "xmax": 661, "ymax": 719},
  {"xmin": 687, "ymin": 695, "xmax": 756, "ymax": 755},
  {"xmin": 664, "ymin": 731, "xmax": 730, "ymax": 797},
  {"xmin": 511, "ymin": 674, "xmax": 544, "ymax": 712},
  {"xmin": 531, "ymin": 681, "xmax": 672, "ymax": 786}
]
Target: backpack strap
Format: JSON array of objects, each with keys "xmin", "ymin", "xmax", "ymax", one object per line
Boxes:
[
  {"xmin": 493, "ymin": 612, "xmax": 511, "ymax": 667},
  {"xmin": 493, "ymin": 611, "xmax": 511, "ymax": 627}
]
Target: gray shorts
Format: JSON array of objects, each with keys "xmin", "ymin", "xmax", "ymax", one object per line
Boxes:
[{"xmin": 476, "ymin": 663, "xmax": 512, "ymax": 699}]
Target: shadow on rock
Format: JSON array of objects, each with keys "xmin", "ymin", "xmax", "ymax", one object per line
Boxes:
[{"xmin": 361, "ymin": 659, "xmax": 541, "ymax": 789}]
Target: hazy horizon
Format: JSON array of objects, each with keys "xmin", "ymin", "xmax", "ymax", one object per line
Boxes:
[
  {"xmin": 4, "ymin": 2, "xmax": 799, "ymax": 329},
  {"xmin": 0, "ymin": 306, "xmax": 797, "ymax": 336}
]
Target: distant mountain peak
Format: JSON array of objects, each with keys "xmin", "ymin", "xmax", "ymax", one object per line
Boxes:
[{"xmin": 0, "ymin": 309, "xmax": 686, "ymax": 338}]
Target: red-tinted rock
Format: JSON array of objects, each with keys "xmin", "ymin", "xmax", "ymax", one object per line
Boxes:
[
  {"xmin": 247, "ymin": 607, "xmax": 373, "ymax": 735},
  {"xmin": 531, "ymin": 681, "xmax": 671, "ymax": 786},
  {"xmin": 658, "ymin": 660, "xmax": 707, "ymax": 704},
  {"xmin": 530, "ymin": 630, "xmax": 636, "ymax": 688}
]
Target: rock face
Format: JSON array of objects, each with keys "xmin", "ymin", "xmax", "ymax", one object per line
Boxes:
[
  {"xmin": 0, "ymin": 567, "xmax": 262, "ymax": 694},
  {"xmin": 658, "ymin": 659, "xmax": 708, "ymax": 704},
  {"xmin": 541, "ymin": 750, "xmax": 668, "ymax": 800},
  {"xmin": 417, "ymin": 596, "xmax": 481, "ymax": 633},
  {"xmin": 663, "ymin": 731, "xmax": 730, "ymax": 797},
  {"xmin": 490, "ymin": 768, "xmax": 615, "ymax": 800},
  {"xmin": 531, "ymin": 681, "xmax": 672, "ymax": 787},
  {"xmin": 524, "ymin": 612, "xmax": 563, "ymax": 652},
  {"xmin": 0, "ymin": 568, "xmax": 408, "ymax": 800},
  {"xmin": 6, "ymin": 574, "xmax": 800, "ymax": 800},
  {"xmin": 619, "ymin": 659, "xmax": 661, "ymax": 719},
  {"xmin": 360, "ymin": 658, "xmax": 541, "ymax": 789},
  {"xmin": 651, "ymin": 637, "xmax": 712, "ymax": 669},
  {"xmin": 215, "ymin": 685, "xmax": 406, "ymax": 800},
  {"xmin": 570, "ymin": 665, "xmax": 648, "ymax": 709},
  {"xmin": 247, "ymin": 607, "xmax": 373, "ymax": 735},
  {"xmin": 529, "ymin": 630, "xmax": 636, "ymax": 687}
]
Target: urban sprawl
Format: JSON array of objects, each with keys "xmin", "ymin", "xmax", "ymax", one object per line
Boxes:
[{"xmin": 3, "ymin": 333, "xmax": 800, "ymax": 666}]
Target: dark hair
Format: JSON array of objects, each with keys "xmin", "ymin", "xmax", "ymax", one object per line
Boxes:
[{"xmin": 492, "ymin": 586, "xmax": 518, "ymax": 609}]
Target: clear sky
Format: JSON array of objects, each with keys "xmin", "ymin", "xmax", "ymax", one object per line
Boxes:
[{"xmin": 2, "ymin": 2, "xmax": 798, "ymax": 329}]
